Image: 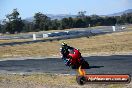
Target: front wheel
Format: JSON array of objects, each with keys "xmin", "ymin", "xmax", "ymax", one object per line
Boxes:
[{"xmin": 76, "ymin": 76, "xmax": 86, "ymax": 85}]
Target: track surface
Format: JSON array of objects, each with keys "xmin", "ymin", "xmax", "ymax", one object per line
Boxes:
[{"xmin": 0, "ymin": 55, "xmax": 132, "ymax": 75}]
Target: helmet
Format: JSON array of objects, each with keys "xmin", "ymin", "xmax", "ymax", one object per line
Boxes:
[
  {"xmin": 61, "ymin": 42, "xmax": 67, "ymax": 47},
  {"xmin": 61, "ymin": 42, "xmax": 68, "ymax": 55},
  {"xmin": 61, "ymin": 42, "xmax": 68, "ymax": 51}
]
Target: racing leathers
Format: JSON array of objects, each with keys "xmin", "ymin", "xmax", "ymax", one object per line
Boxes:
[{"xmin": 60, "ymin": 45, "xmax": 74, "ymax": 66}]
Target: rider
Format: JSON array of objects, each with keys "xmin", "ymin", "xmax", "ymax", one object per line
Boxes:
[
  {"xmin": 60, "ymin": 42, "xmax": 83, "ymax": 67},
  {"xmin": 60, "ymin": 42, "xmax": 74, "ymax": 66}
]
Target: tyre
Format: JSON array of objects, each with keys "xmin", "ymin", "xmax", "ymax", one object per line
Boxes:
[{"xmin": 76, "ymin": 76, "xmax": 86, "ymax": 85}]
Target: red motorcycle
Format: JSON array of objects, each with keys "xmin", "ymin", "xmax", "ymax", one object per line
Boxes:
[{"xmin": 65, "ymin": 48, "xmax": 89, "ymax": 69}]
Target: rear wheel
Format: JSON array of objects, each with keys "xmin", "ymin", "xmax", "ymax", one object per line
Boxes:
[{"xmin": 81, "ymin": 60, "xmax": 89, "ymax": 69}]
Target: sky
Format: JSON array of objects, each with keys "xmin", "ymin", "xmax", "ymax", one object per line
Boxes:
[{"xmin": 0, "ymin": 0, "xmax": 132, "ymax": 20}]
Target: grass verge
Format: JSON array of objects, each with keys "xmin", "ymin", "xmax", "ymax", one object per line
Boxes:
[
  {"xmin": 0, "ymin": 73, "xmax": 131, "ymax": 88},
  {"xmin": 0, "ymin": 31, "xmax": 132, "ymax": 58}
]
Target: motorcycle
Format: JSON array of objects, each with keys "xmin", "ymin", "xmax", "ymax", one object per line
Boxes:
[{"xmin": 61, "ymin": 48, "xmax": 89, "ymax": 69}]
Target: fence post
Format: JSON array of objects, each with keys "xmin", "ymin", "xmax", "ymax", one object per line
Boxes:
[
  {"xmin": 112, "ymin": 26, "xmax": 116, "ymax": 32},
  {"xmin": 33, "ymin": 34, "xmax": 36, "ymax": 40}
]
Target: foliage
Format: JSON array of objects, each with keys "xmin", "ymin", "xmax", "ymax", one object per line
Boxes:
[
  {"xmin": 2, "ymin": 9, "xmax": 24, "ymax": 34},
  {"xmin": 34, "ymin": 12, "xmax": 51, "ymax": 31},
  {"xmin": 0, "ymin": 9, "xmax": 132, "ymax": 34}
]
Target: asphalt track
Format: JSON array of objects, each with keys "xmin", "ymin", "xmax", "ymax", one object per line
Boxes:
[{"xmin": 0, "ymin": 55, "xmax": 132, "ymax": 76}]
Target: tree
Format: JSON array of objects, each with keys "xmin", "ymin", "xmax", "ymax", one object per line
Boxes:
[
  {"xmin": 0, "ymin": 24, "xmax": 2, "ymax": 33},
  {"xmin": 23, "ymin": 20, "xmax": 35, "ymax": 32},
  {"xmin": 77, "ymin": 11, "xmax": 87, "ymax": 18},
  {"xmin": 68, "ymin": 17, "xmax": 74, "ymax": 28},
  {"xmin": 104, "ymin": 17, "xmax": 116, "ymax": 26},
  {"xmin": 34, "ymin": 12, "xmax": 51, "ymax": 31},
  {"xmin": 115, "ymin": 16, "xmax": 124, "ymax": 25},
  {"xmin": 125, "ymin": 13, "xmax": 132, "ymax": 24},
  {"xmin": 83, "ymin": 16, "xmax": 91, "ymax": 27},
  {"xmin": 60, "ymin": 18, "xmax": 69, "ymax": 29},
  {"xmin": 74, "ymin": 18, "xmax": 84, "ymax": 28},
  {"xmin": 49, "ymin": 19, "xmax": 60, "ymax": 30},
  {"xmin": 90, "ymin": 15, "xmax": 100, "ymax": 26},
  {"xmin": 4, "ymin": 9, "xmax": 24, "ymax": 34},
  {"xmin": 75, "ymin": 11, "xmax": 88, "ymax": 27}
]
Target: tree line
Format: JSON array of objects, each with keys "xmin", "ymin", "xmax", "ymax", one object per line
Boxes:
[{"xmin": 0, "ymin": 9, "xmax": 132, "ymax": 34}]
